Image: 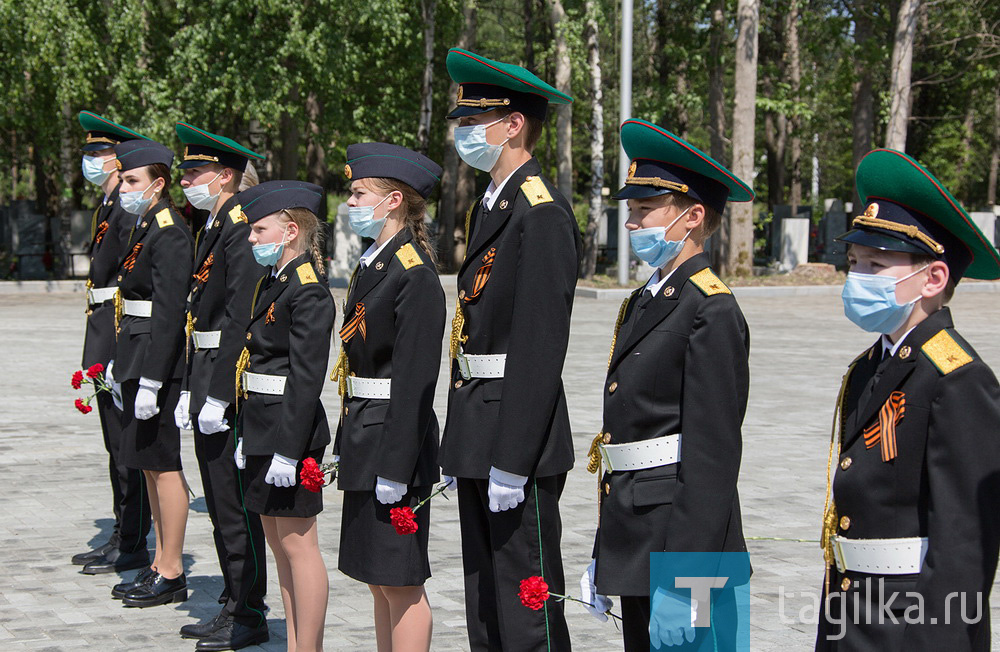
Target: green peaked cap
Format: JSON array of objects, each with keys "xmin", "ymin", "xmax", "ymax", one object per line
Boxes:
[
  {"xmin": 175, "ymin": 122, "xmax": 263, "ymax": 170},
  {"xmin": 446, "ymin": 48, "xmax": 572, "ymax": 106},
  {"xmin": 77, "ymin": 111, "xmax": 148, "ymax": 151}
]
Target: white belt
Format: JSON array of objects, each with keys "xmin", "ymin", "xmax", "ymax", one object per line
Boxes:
[
  {"xmin": 88, "ymin": 286, "xmax": 117, "ymax": 305},
  {"xmin": 346, "ymin": 376, "xmax": 391, "ymax": 399},
  {"xmin": 192, "ymin": 330, "xmax": 221, "ymax": 349},
  {"xmin": 242, "ymin": 371, "xmax": 286, "ymax": 396},
  {"xmin": 831, "ymin": 536, "xmax": 928, "ymax": 575},
  {"xmin": 456, "ymin": 351, "xmax": 506, "ymax": 380},
  {"xmin": 122, "ymin": 299, "xmax": 152, "ymax": 317},
  {"xmin": 600, "ymin": 434, "xmax": 681, "ymax": 472}
]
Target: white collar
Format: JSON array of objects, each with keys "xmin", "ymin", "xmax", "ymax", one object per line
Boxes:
[
  {"xmin": 882, "ymin": 326, "xmax": 918, "ymax": 357},
  {"xmin": 643, "ymin": 266, "xmax": 679, "ymax": 297},
  {"xmin": 272, "ymin": 257, "xmax": 296, "ymax": 278},
  {"xmin": 483, "ymin": 162, "xmax": 525, "ymax": 211},
  {"xmin": 360, "ymin": 237, "xmax": 395, "ymax": 268}
]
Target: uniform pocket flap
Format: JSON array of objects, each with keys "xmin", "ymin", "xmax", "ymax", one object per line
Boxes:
[
  {"xmin": 128, "ymin": 320, "xmax": 152, "ymax": 335},
  {"xmin": 362, "ymin": 402, "xmax": 389, "ymax": 426},
  {"xmin": 482, "ymin": 380, "xmax": 503, "ymax": 403},
  {"xmin": 632, "ymin": 474, "xmax": 677, "ymax": 507}
]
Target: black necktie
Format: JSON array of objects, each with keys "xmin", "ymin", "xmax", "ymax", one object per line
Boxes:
[
  {"xmin": 859, "ymin": 347, "xmax": 891, "ymax": 412},
  {"xmin": 621, "ymin": 290, "xmax": 654, "ymax": 343}
]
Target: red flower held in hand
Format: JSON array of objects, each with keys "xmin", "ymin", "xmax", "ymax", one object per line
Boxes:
[
  {"xmin": 71, "ymin": 370, "xmax": 84, "ymax": 390},
  {"xmin": 519, "ymin": 576, "xmax": 550, "ymax": 611},
  {"xmin": 86, "ymin": 363, "xmax": 104, "ymax": 379},
  {"xmin": 300, "ymin": 457, "xmax": 326, "ymax": 493},
  {"xmin": 390, "ymin": 506, "xmax": 419, "ymax": 535},
  {"xmin": 74, "ymin": 398, "xmax": 92, "ymax": 414}
]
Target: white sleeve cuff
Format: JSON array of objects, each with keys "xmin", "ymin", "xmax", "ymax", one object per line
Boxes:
[
  {"xmin": 204, "ymin": 396, "xmax": 230, "ymax": 409},
  {"xmin": 138, "ymin": 377, "xmax": 163, "ymax": 390},
  {"xmin": 489, "ymin": 466, "xmax": 528, "ymax": 487},
  {"xmin": 273, "ymin": 453, "xmax": 298, "ymax": 467}
]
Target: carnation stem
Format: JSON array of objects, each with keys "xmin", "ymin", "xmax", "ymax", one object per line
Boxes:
[
  {"xmin": 549, "ymin": 592, "xmax": 623, "ymax": 622},
  {"xmin": 412, "ymin": 480, "xmax": 452, "ymax": 513}
]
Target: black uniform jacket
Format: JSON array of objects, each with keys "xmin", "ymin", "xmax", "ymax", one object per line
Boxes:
[
  {"xmin": 439, "ymin": 158, "xmax": 579, "ymax": 479},
  {"xmin": 239, "ymin": 253, "xmax": 335, "ymax": 461},
  {"xmin": 333, "ymin": 229, "xmax": 445, "ymax": 491},
  {"xmin": 183, "ymin": 195, "xmax": 259, "ymax": 412},
  {"xmin": 83, "ymin": 185, "xmax": 130, "ymax": 368},
  {"xmin": 593, "ymin": 253, "xmax": 751, "ymax": 597},
  {"xmin": 112, "ymin": 199, "xmax": 194, "ymax": 384},
  {"xmin": 817, "ymin": 307, "xmax": 1000, "ymax": 651}
]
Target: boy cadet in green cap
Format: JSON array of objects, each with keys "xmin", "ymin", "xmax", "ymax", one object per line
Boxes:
[
  {"xmin": 439, "ymin": 48, "xmax": 579, "ymax": 650},
  {"xmin": 817, "ymin": 149, "xmax": 1000, "ymax": 650},
  {"xmin": 73, "ymin": 111, "xmax": 154, "ymax": 576},
  {"xmin": 173, "ymin": 123, "xmax": 270, "ymax": 651},
  {"xmin": 580, "ymin": 119, "xmax": 754, "ymax": 651}
]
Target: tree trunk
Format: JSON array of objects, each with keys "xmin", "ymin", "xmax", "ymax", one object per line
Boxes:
[
  {"xmin": 581, "ymin": 0, "xmax": 603, "ymax": 280},
  {"xmin": 851, "ymin": 0, "xmax": 874, "ymax": 215},
  {"xmin": 546, "ymin": 0, "xmax": 573, "ymax": 200},
  {"xmin": 989, "ymin": 84, "xmax": 999, "ymax": 207},
  {"xmin": 885, "ymin": 0, "xmax": 919, "ymax": 151},
  {"xmin": 305, "ymin": 92, "xmax": 326, "ymax": 219},
  {"xmin": 416, "ymin": 0, "xmax": 437, "ymax": 154},
  {"xmin": 764, "ymin": 109, "xmax": 787, "ymax": 209},
  {"xmin": 722, "ymin": 0, "xmax": 759, "ymax": 278},
  {"xmin": 785, "ymin": 1, "xmax": 802, "ymax": 212},
  {"xmin": 524, "ymin": 0, "xmax": 535, "ymax": 71},
  {"xmin": 278, "ymin": 84, "xmax": 300, "ymax": 180},
  {"xmin": 708, "ymin": 0, "xmax": 727, "ymax": 163}
]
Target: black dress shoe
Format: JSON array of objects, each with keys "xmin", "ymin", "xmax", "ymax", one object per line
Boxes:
[
  {"xmin": 196, "ymin": 620, "xmax": 269, "ymax": 651},
  {"xmin": 111, "ymin": 567, "xmax": 155, "ymax": 599},
  {"xmin": 217, "ymin": 588, "xmax": 230, "ymax": 605},
  {"xmin": 122, "ymin": 572, "xmax": 187, "ymax": 607},
  {"xmin": 71, "ymin": 542, "xmax": 114, "ymax": 565},
  {"xmin": 180, "ymin": 612, "xmax": 230, "ymax": 639},
  {"xmin": 81, "ymin": 547, "xmax": 150, "ymax": 575}
]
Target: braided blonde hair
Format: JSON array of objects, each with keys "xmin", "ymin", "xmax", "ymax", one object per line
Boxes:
[
  {"xmin": 365, "ymin": 177, "xmax": 437, "ymax": 267},
  {"xmin": 278, "ymin": 207, "xmax": 326, "ymax": 278}
]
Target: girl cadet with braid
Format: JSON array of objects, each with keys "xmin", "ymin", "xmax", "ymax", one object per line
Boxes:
[
  {"xmin": 332, "ymin": 143, "xmax": 445, "ymax": 652},
  {"xmin": 106, "ymin": 139, "xmax": 195, "ymax": 607},
  {"xmin": 234, "ymin": 180, "xmax": 334, "ymax": 652}
]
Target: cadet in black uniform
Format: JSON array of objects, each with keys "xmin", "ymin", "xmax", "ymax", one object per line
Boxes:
[
  {"xmin": 332, "ymin": 143, "xmax": 444, "ymax": 651},
  {"xmin": 173, "ymin": 123, "xmax": 269, "ymax": 651},
  {"xmin": 107, "ymin": 139, "xmax": 194, "ymax": 607},
  {"xmin": 73, "ymin": 111, "xmax": 154, "ymax": 576},
  {"xmin": 236, "ymin": 180, "xmax": 334, "ymax": 652},
  {"xmin": 439, "ymin": 48, "xmax": 578, "ymax": 651},
  {"xmin": 816, "ymin": 149, "xmax": 1000, "ymax": 651},
  {"xmin": 580, "ymin": 119, "xmax": 754, "ymax": 651}
]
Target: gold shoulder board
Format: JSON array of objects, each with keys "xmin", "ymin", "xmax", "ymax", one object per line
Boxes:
[
  {"xmin": 689, "ymin": 268, "xmax": 731, "ymax": 296},
  {"xmin": 921, "ymin": 330, "xmax": 973, "ymax": 375},
  {"xmin": 296, "ymin": 263, "xmax": 318, "ymax": 285},
  {"xmin": 155, "ymin": 209, "xmax": 174, "ymax": 228},
  {"xmin": 395, "ymin": 242, "xmax": 423, "ymax": 270},
  {"xmin": 521, "ymin": 176, "xmax": 553, "ymax": 206},
  {"xmin": 229, "ymin": 204, "xmax": 246, "ymax": 224}
]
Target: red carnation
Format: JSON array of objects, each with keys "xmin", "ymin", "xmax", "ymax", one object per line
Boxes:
[
  {"xmin": 86, "ymin": 363, "xmax": 104, "ymax": 379},
  {"xmin": 390, "ymin": 506, "xmax": 419, "ymax": 535},
  {"xmin": 71, "ymin": 370, "xmax": 84, "ymax": 390},
  {"xmin": 518, "ymin": 576, "xmax": 550, "ymax": 611},
  {"xmin": 74, "ymin": 398, "xmax": 93, "ymax": 414},
  {"xmin": 300, "ymin": 457, "xmax": 326, "ymax": 493}
]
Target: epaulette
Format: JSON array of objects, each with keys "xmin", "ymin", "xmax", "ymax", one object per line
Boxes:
[
  {"xmin": 689, "ymin": 268, "xmax": 731, "ymax": 296},
  {"xmin": 155, "ymin": 209, "xmax": 174, "ymax": 228},
  {"xmin": 921, "ymin": 330, "xmax": 973, "ymax": 375},
  {"xmin": 521, "ymin": 176, "xmax": 553, "ymax": 206},
  {"xmin": 395, "ymin": 242, "xmax": 423, "ymax": 270},
  {"xmin": 296, "ymin": 262, "xmax": 318, "ymax": 285},
  {"xmin": 229, "ymin": 204, "xmax": 246, "ymax": 224}
]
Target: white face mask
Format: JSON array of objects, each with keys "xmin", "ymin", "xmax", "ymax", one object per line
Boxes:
[
  {"xmin": 454, "ymin": 118, "xmax": 509, "ymax": 172},
  {"xmin": 182, "ymin": 171, "xmax": 223, "ymax": 210},
  {"xmin": 119, "ymin": 180, "xmax": 159, "ymax": 215},
  {"xmin": 82, "ymin": 155, "xmax": 112, "ymax": 186}
]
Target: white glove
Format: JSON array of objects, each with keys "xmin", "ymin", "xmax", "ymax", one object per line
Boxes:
[
  {"xmin": 174, "ymin": 391, "xmax": 192, "ymax": 430},
  {"xmin": 487, "ymin": 466, "xmax": 527, "ymax": 513},
  {"xmin": 107, "ymin": 360, "xmax": 123, "ymax": 411},
  {"xmin": 134, "ymin": 377, "xmax": 162, "ymax": 420},
  {"xmin": 265, "ymin": 453, "xmax": 298, "ymax": 487},
  {"xmin": 375, "ymin": 476, "xmax": 407, "ymax": 504},
  {"xmin": 332, "ymin": 454, "xmax": 340, "ymax": 464},
  {"xmin": 197, "ymin": 396, "xmax": 230, "ymax": 434},
  {"xmin": 649, "ymin": 588, "xmax": 697, "ymax": 648},
  {"xmin": 234, "ymin": 437, "xmax": 246, "ymax": 469},
  {"xmin": 441, "ymin": 474, "xmax": 458, "ymax": 492},
  {"xmin": 580, "ymin": 559, "xmax": 613, "ymax": 622}
]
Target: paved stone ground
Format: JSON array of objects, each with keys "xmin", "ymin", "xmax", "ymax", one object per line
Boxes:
[{"xmin": 2, "ymin": 285, "xmax": 1000, "ymax": 650}]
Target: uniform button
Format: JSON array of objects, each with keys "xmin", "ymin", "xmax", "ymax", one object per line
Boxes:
[
  {"xmin": 839, "ymin": 516, "xmax": 851, "ymax": 530},
  {"xmin": 344, "ymin": 406, "xmax": 349, "ymax": 415},
  {"xmin": 458, "ymin": 289, "xmax": 466, "ymax": 300},
  {"xmin": 246, "ymin": 333, "xmax": 252, "ymax": 341},
  {"xmin": 603, "ymin": 432, "xmax": 611, "ymax": 444},
  {"xmin": 841, "ymin": 577, "xmax": 852, "ymax": 592},
  {"xmin": 454, "ymin": 380, "xmax": 463, "ymax": 389},
  {"xmin": 608, "ymin": 381, "xmax": 618, "ymax": 394},
  {"xmin": 604, "ymin": 483, "xmax": 611, "ymax": 496},
  {"xmin": 193, "ymin": 286, "xmax": 198, "ymax": 292},
  {"xmin": 117, "ymin": 275, "xmax": 122, "ymax": 282},
  {"xmin": 840, "ymin": 457, "xmax": 852, "ymax": 471}
]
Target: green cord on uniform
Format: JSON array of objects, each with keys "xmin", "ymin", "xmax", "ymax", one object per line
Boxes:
[
  {"xmin": 234, "ymin": 413, "xmax": 266, "ymax": 628},
  {"xmin": 534, "ymin": 479, "xmax": 551, "ymax": 651}
]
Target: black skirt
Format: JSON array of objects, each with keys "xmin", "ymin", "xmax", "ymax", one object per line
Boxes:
[
  {"xmin": 338, "ymin": 485, "xmax": 432, "ymax": 586},
  {"xmin": 243, "ymin": 449, "xmax": 325, "ymax": 518},
  {"xmin": 119, "ymin": 378, "xmax": 183, "ymax": 472}
]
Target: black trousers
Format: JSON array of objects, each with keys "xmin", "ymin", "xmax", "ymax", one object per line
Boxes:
[
  {"xmin": 457, "ymin": 474, "xmax": 571, "ymax": 652},
  {"xmin": 98, "ymin": 389, "xmax": 150, "ymax": 553},
  {"xmin": 194, "ymin": 413, "xmax": 267, "ymax": 627},
  {"xmin": 623, "ymin": 589, "xmax": 738, "ymax": 652}
]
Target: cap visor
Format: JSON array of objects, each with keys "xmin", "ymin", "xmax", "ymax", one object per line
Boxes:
[
  {"xmin": 447, "ymin": 105, "xmax": 495, "ymax": 119},
  {"xmin": 834, "ymin": 229, "xmax": 928, "ymax": 255},
  {"xmin": 177, "ymin": 160, "xmax": 212, "ymax": 169},
  {"xmin": 82, "ymin": 143, "xmax": 116, "ymax": 152},
  {"xmin": 611, "ymin": 185, "xmax": 672, "ymax": 200}
]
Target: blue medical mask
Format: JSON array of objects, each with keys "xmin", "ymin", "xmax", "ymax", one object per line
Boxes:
[
  {"xmin": 252, "ymin": 226, "xmax": 289, "ymax": 267},
  {"xmin": 82, "ymin": 155, "xmax": 112, "ymax": 186},
  {"xmin": 347, "ymin": 194, "xmax": 391, "ymax": 239},
  {"xmin": 841, "ymin": 265, "xmax": 929, "ymax": 334},
  {"xmin": 629, "ymin": 206, "xmax": 693, "ymax": 268},
  {"xmin": 119, "ymin": 180, "xmax": 159, "ymax": 215},
  {"xmin": 454, "ymin": 118, "xmax": 509, "ymax": 172},
  {"xmin": 182, "ymin": 171, "xmax": 222, "ymax": 210}
]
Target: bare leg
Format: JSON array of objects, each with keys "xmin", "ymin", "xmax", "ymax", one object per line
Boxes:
[
  {"xmin": 380, "ymin": 585, "xmax": 432, "ymax": 652},
  {"xmin": 276, "ymin": 516, "xmax": 327, "ymax": 652},
  {"xmin": 369, "ymin": 584, "xmax": 392, "ymax": 652},
  {"xmin": 146, "ymin": 470, "xmax": 189, "ymax": 578},
  {"xmin": 261, "ymin": 515, "xmax": 296, "ymax": 650},
  {"xmin": 143, "ymin": 470, "xmax": 161, "ymax": 572}
]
